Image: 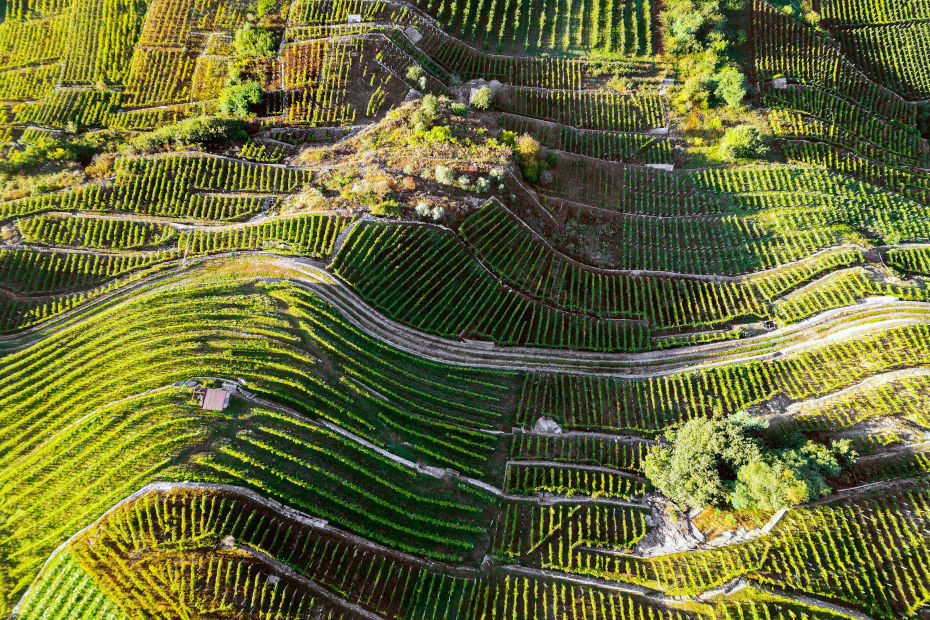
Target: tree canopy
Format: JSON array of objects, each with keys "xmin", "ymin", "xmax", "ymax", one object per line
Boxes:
[
  {"xmin": 718, "ymin": 124, "xmax": 769, "ymax": 161},
  {"xmin": 218, "ymin": 81, "xmax": 263, "ymax": 118},
  {"xmin": 234, "ymin": 25, "xmax": 277, "ymax": 58},
  {"xmin": 644, "ymin": 412, "xmax": 855, "ymax": 512}
]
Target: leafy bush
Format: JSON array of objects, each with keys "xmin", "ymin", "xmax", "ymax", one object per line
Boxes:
[
  {"xmin": 714, "ymin": 67, "xmax": 747, "ymax": 108},
  {"xmin": 130, "ymin": 116, "xmax": 248, "ymax": 151},
  {"xmin": 409, "ymin": 95, "xmax": 440, "ymax": 132},
  {"xmin": 255, "ymin": 0, "xmax": 275, "ymax": 17},
  {"xmin": 514, "ymin": 134, "xmax": 540, "ymax": 160},
  {"xmin": 507, "ymin": 133, "xmax": 549, "ymax": 182},
  {"xmin": 718, "ymin": 124, "xmax": 768, "ymax": 161},
  {"xmin": 370, "ymin": 199, "xmax": 402, "ymax": 217},
  {"xmin": 434, "ymin": 165, "xmax": 454, "ymax": 185},
  {"xmin": 219, "ymin": 81, "xmax": 263, "ymax": 117},
  {"xmin": 414, "ymin": 201, "xmax": 444, "ymax": 221},
  {"xmin": 405, "ymin": 65, "xmax": 427, "ymax": 90},
  {"xmin": 644, "ymin": 413, "xmax": 854, "ymax": 512},
  {"xmin": 470, "ymin": 87, "xmax": 493, "ymax": 110},
  {"xmin": 234, "ymin": 25, "xmax": 276, "ymax": 57},
  {"xmin": 421, "ymin": 94, "xmax": 439, "ymax": 117}
]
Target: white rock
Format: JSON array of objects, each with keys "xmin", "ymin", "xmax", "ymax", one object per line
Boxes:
[
  {"xmin": 533, "ymin": 416, "xmax": 563, "ymax": 434},
  {"xmin": 645, "ymin": 163, "xmax": 675, "ymax": 171},
  {"xmin": 404, "ymin": 26, "xmax": 423, "ymax": 44}
]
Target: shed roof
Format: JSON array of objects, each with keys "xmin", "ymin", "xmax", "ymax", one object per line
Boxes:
[{"xmin": 202, "ymin": 388, "xmax": 229, "ymax": 411}]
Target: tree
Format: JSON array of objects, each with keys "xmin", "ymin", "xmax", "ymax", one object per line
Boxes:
[
  {"xmin": 219, "ymin": 81, "xmax": 263, "ymax": 117},
  {"xmin": 470, "ymin": 87, "xmax": 493, "ymax": 110},
  {"xmin": 718, "ymin": 124, "xmax": 768, "ymax": 161},
  {"xmin": 643, "ymin": 416, "xmax": 762, "ymax": 510},
  {"xmin": 644, "ymin": 413, "xmax": 854, "ymax": 512},
  {"xmin": 714, "ymin": 67, "xmax": 746, "ymax": 107},
  {"xmin": 234, "ymin": 25, "xmax": 276, "ymax": 58}
]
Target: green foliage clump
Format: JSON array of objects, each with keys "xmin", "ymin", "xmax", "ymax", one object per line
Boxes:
[
  {"xmin": 714, "ymin": 67, "xmax": 747, "ymax": 108},
  {"xmin": 502, "ymin": 131, "xmax": 553, "ymax": 182},
  {"xmin": 370, "ymin": 199, "xmax": 402, "ymax": 217},
  {"xmin": 219, "ymin": 81, "xmax": 263, "ymax": 117},
  {"xmin": 644, "ymin": 412, "xmax": 854, "ymax": 512},
  {"xmin": 718, "ymin": 124, "xmax": 768, "ymax": 161},
  {"xmin": 412, "ymin": 124, "xmax": 451, "ymax": 145},
  {"xmin": 407, "ymin": 95, "xmax": 457, "ymax": 145},
  {"xmin": 130, "ymin": 116, "xmax": 248, "ymax": 151},
  {"xmin": 665, "ymin": 0, "xmax": 748, "ymax": 110},
  {"xmin": 0, "ymin": 136, "xmax": 89, "ymax": 174},
  {"xmin": 421, "ymin": 94, "xmax": 439, "ymax": 117},
  {"xmin": 434, "ymin": 165, "xmax": 455, "ymax": 185},
  {"xmin": 470, "ymin": 87, "xmax": 493, "ymax": 110},
  {"xmin": 409, "ymin": 94, "xmax": 440, "ymax": 132},
  {"xmin": 234, "ymin": 25, "xmax": 277, "ymax": 58},
  {"xmin": 254, "ymin": 0, "xmax": 275, "ymax": 17},
  {"xmin": 406, "ymin": 65, "xmax": 427, "ymax": 90}
]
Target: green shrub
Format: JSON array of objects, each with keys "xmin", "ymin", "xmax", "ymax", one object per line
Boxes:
[
  {"xmin": 718, "ymin": 124, "xmax": 768, "ymax": 161},
  {"xmin": 234, "ymin": 25, "xmax": 276, "ymax": 58},
  {"xmin": 409, "ymin": 95, "xmax": 440, "ymax": 132},
  {"xmin": 130, "ymin": 116, "xmax": 248, "ymax": 151},
  {"xmin": 370, "ymin": 199, "xmax": 402, "ymax": 217},
  {"xmin": 421, "ymin": 94, "xmax": 439, "ymax": 117},
  {"xmin": 918, "ymin": 103, "xmax": 930, "ymax": 139},
  {"xmin": 714, "ymin": 67, "xmax": 747, "ymax": 108},
  {"xmin": 470, "ymin": 87, "xmax": 493, "ymax": 110},
  {"xmin": 255, "ymin": 0, "xmax": 275, "ymax": 17},
  {"xmin": 219, "ymin": 81, "xmax": 263, "ymax": 117},
  {"xmin": 435, "ymin": 165, "xmax": 454, "ymax": 185}
]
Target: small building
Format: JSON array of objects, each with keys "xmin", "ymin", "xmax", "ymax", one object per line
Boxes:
[
  {"xmin": 347, "ymin": 13, "xmax": 361, "ymax": 23},
  {"xmin": 772, "ymin": 77, "xmax": 788, "ymax": 90},
  {"xmin": 199, "ymin": 388, "xmax": 230, "ymax": 411}
]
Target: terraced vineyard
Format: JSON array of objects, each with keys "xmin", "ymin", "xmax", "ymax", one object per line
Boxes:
[{"xmin": 1, "ymin": 0, "xmax": 929, "ymax": 617}]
